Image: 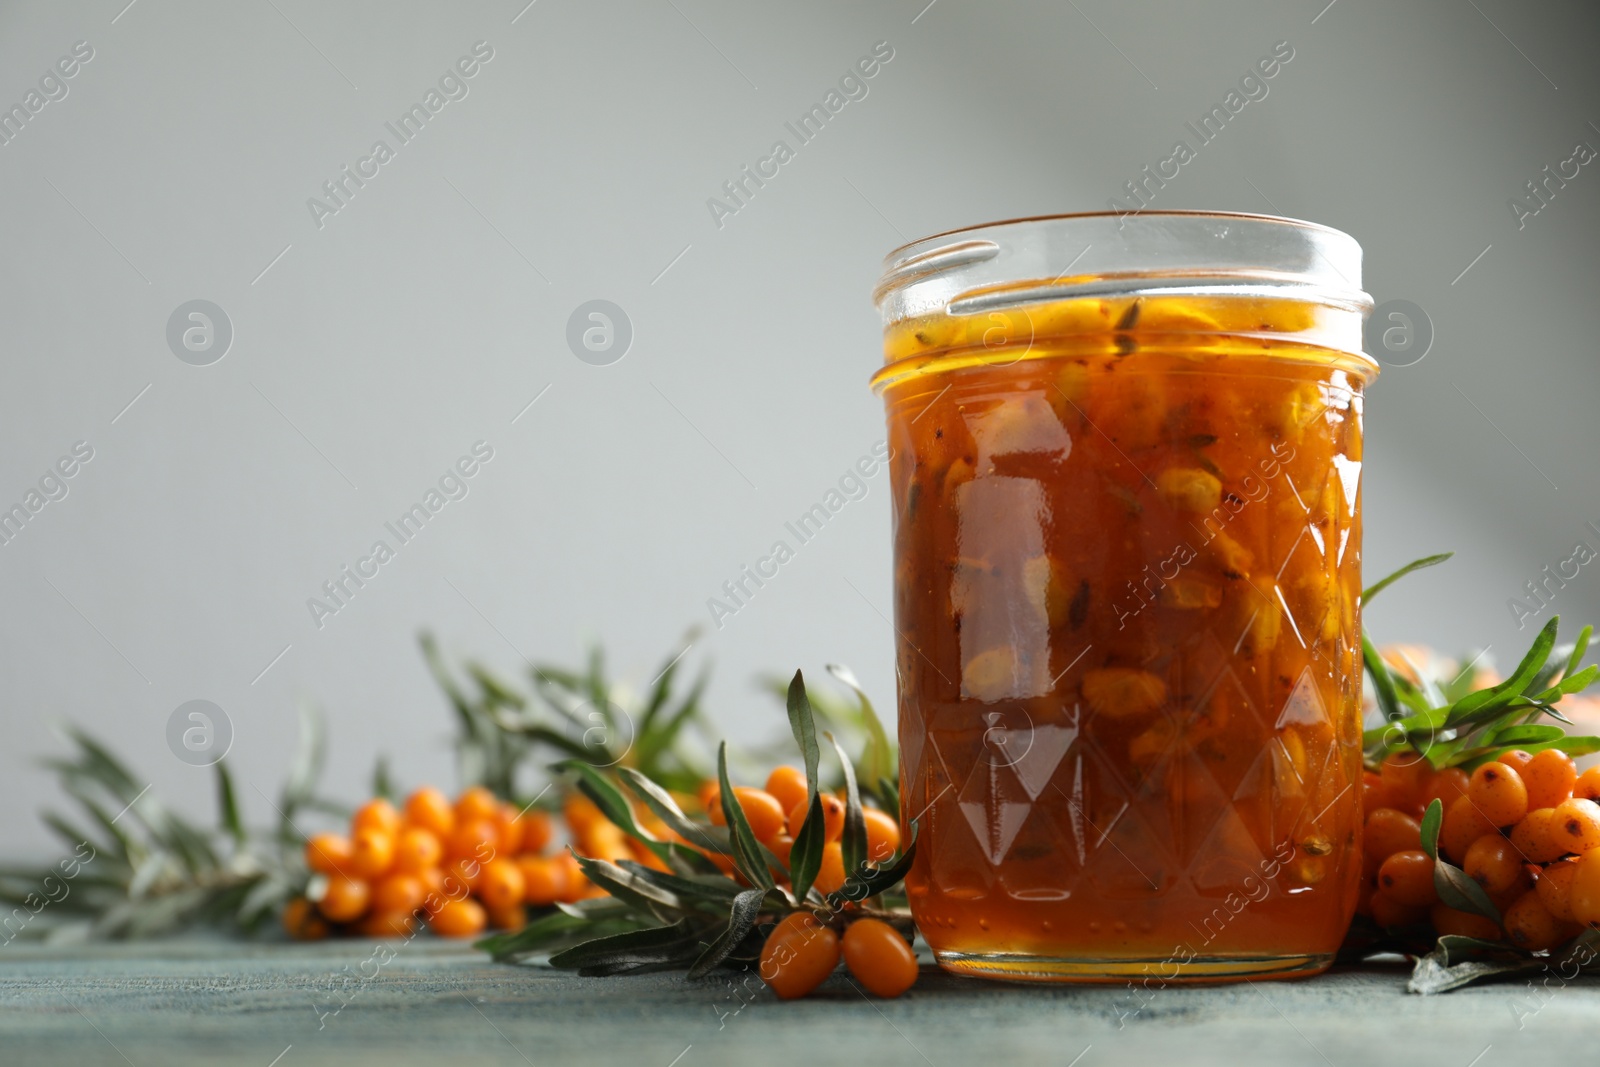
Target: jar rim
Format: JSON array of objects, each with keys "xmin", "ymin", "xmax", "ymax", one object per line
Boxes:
[{"xmin": 874, "ymin": 210, "xmax": 1372, "ymax": 322}]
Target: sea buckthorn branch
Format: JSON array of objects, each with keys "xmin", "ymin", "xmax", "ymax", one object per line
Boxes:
[
  {"xmin": 476, "ymin": 669, "xmax": 921, "ymax": 998},
  {"xmin": 1347, "ymin": 553, "xmax": 1600, "ymax": 992}
]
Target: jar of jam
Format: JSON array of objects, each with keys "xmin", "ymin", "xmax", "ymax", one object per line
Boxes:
[{"xmin": 872, "ymin": 211, "xmax": 1376, "ymax": 982}]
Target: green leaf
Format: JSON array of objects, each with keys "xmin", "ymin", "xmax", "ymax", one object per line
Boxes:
[
  {"xmin": 1362, "ymin": 552, "xmax": 1453, "ymax": 603},
  {"xmin": 827, "ymin": 733, "xmax": 868, "ymax": 880},
  {"xmin": 547, "ymin": 918, "xmax": 699, "ymax": 970},
  {"xmin": 788, "ymin": 793, "xmax": 826, "ymax": 901},
  {"xmin": 1433, "ymin": 856, "xmax": 1500, "ymax": 924},
  {"xmin": 214, "ymin": 761, "xmax": 244, "ymax": 844},
  {"xmin": 1453, "ymin": 616, "xmax": 1559, "ymax": 719},
  {"xmin": 617, "ymin": 767, "xmax": 730, "ymax": 857},
  {"xmin": 786, "ymin": 671, "xmax": 821, "ymax": 798},
  {"xmin": 1487, "ymin": 724, "xmax": 1564, "ymax": 747},
  {"xmin": 825, "ymin": 664, "xmax": 894, "ymax": 793},
  {"xmin": 1408, "ymin": 938, "xmax": 1540, "ymax": 994},
  {"xmin": 614, "ymin": 860, "xmax": 742, "ymax": 906},
  {"xmin": 370, "ymin": 756, "xmax": 394, "ymax": 802},
  {"xmin": 1362, "ymin": 633, "xmax": 1404, "ymax": 725},
  {"xmin": 717, "ymin": 743, "xmax": 774, "ymax": 891},
  {"xmin": 1419, "ymin": 799, "xmax": 1442, "ymax": 861},
  {"xmin": 686, "ymin": 888, "xmax": 765, "ymax": 979},
  {"xmin": 826, "ymin": 824, "xmax": 919, "ymax": 904},
  {"xmin": 554, "ymin": 761, "xmax": 681, "ymax": 869},
  {"xmin": 1563, "ymin": 625, "xmax": 1593, "ymax": 683},
  {"xmin": 571, "ymin": 853, "xmax": 687, "ymax": 918}
]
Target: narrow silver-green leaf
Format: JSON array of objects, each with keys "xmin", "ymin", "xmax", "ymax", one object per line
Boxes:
[
  {"xmin": 717, "ymin": 743, "xmax": 774, "ymax": 891},
  {"xmin": 1362, "ymin": 552, "xmax": 1453, "ymax": 603},
  {"xmin": 827, "ymin": 732, "xmax": 867, "ymax": 880},
  {"xmin": 786, "ymin": 671, "xmax": 820, "ymax": 797}
]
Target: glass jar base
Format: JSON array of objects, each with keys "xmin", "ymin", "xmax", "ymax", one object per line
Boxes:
[{"xmin": 932, "ymin": 950, "xmax": 1334, "ymax": 984}]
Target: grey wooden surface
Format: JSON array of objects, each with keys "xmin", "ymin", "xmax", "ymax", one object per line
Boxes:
[{"xmin": 0, "ymin": 937, "xmax": 1591, "ymax": 1066}]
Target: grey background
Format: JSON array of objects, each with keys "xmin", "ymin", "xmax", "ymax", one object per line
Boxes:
[{"xmin": 1, "ymin": 0, "xmax": 1596, "ymax": 854}]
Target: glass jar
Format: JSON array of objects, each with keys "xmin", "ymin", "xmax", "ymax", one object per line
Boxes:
[{"xmin": 872, "ymin": 211, "xmax": 1376, "ymax": 982}]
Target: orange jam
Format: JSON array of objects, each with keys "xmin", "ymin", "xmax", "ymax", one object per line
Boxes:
[{"xmin": 873, "ymin": 213, "xmax": 1377, "ymax": 982}]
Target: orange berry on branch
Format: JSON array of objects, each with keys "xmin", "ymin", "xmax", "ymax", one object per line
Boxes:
[
  {"xmin": 1429, "ymin": 902, "xmax": 1501, "ymax": 941},
  {"xmin": 862, "ymin": 808, "xmax": 901, "ymax": 863},
  {"xmin": 347, "ymin": 828, "xmax": 397, "ymax": 880},
  {"xmin": 787, "ymin": 793, "xmax": 846, "ymax": 843},
  {"xmin": 488, "ymin": 905, "xmax": 527, "ymax": 931},
  {"xmin": 317, "ymin": 875, "xmax": 371, "ymax": 924},
  {"xmin": 1462, "ymin": 834, "xmax": 1527, "ymax": 897},
  {"xmin": 447, "ymin": 819, "xmax": 501, "ymax": 863},
  {"xmin": 517, "ymin": 855, "xmax": 570, "ymax": 906},
  {"xmin": 1498, "ymin": 750, "xmax": 1535, "ymax": 775},
  {"xmin": 477, "ymin": 858, "xmax": 527, "ymax": 912},
  {"xmin": 1567, "ymin": 850, "xmax": 1600, "ymax": 925},
  {"xmin": 1368, "ymin": 892, "xmax": 1426, "ymax": 931},
  {"xmin": 815, "ymin": 841, "xmax": 847, "ymax": 896},
  {"xmin": 564, "ymin": 792, "xmax": 606, "ymax": 836},
  {"xmin": 765, "ymin": 766, "xmax": 809, "ymax": 816},
  {"xmin": 455, "ymin": 785, "xmax": 501, "ymax": 825},
  {"xmin": 1440, "ymin": 796, "xmax": 1499, "ymax": 864},
  {"xmin": 1549, "ymin": 798, "xmax": 1600, "ymax": 855},
  {"xmin": 759, "ymin": 912, "xmax": 839, "ymax": 1000},
  {"xmin": 372, "ymin": 873, "xmax": 426, "ymax": 916},
  {"xmin": 392, "ymin": 827, "xmax": 443, "ymax": 874},
  {"xmin": 1536, "ymin": 858, "xmax": 1581, "ymax": 922},
  {"xmin": 1363, "ymin": 808, "xmax": 1421, "ymax": 865},
  {"xmin": 403, "ymin": 786, "xmax": 455, "ymax": 839},
  {"xmin": 842, "ymin": 918, "xmax": 918, "ymax": 998},
  {"xmin": 1379, "ymin": 755, "xmax": 1432, "ymax": 814},
  {"xmin": 520, "ymin": 810, "xmax": 555, "ymax": 854},
  {"xmin": 429, "ymin": 897, "xmax": 487, "ymax": 938},
  {"xmin": 305, "ymin": 832, "xmax": 353, "ymax": 876},
  {"xmin": 1504, "ymin": 889, "xmax": 1567, "ymax": 950},
  {"xmin": 1510, "ymin": 808, "xmax": 1568, "ymax": 864},
  {"xmin": 1376, "ymin": 849, "xmax": 1438, "ymax": 907},
  {"xmin": 352, "ymin": 798, "xmax": 402, "ymax": 837},
  {"xmin": 1467, "ymin": 762, "xmax": 1529, "ymax": 828},
  {"xmin": 282, "ymin": 897, "xmax": 329, "ymax": 941},
  {"xmin": 709, "ymin": 786, "xmax": 787, "ymax": 844},
  {"xmin": 1420, "ymin": 767, "xmax": 1470, "ymax": 812},
  {"xmin": 1575, "ymin": 766, "xmax": 1600, "ymax": 803},
  {"xmin": 1522, "ymin": 749, "xmax": 1578, "ymax": 811},
  {"xmin": 359, "ymin": 910, "xmax": 418, "ymax": 938}
]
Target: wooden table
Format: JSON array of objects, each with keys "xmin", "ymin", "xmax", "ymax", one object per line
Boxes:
[{"xmin": 0, "ymin": 937, "xmax": 1591, "ymax": 1065}]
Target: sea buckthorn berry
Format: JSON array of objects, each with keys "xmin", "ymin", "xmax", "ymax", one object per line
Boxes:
[
  {"xmin": 626, "ymin": 839, "xmax": 673, "ymax": 874},
  {"xmin": 429, "ymin": 897, "xmax": 487, "ymax": 938},
  {"xmin": 1467, "ymin": 762, "xmax": 1529, "ymax": 827},
  {"xmin": 764, "ymin": 764, "xmax": 812, "ymax": 812},
  {"xmin": 577, "ymin": 822, "xmax": 632, "ymax": 863},
  {"xmin": 477, "ymin": 859, "xmax": 527, "ymax": 912},
  {"xmin": 1441, "ymin": 796, "xmax": 1500, "ymax": 864},
  {"xmin": 842, "ymin": 918, "xmax": 919, "ymax": 998},
  {"xmin": 282, "ymin": 897, "xmax": 330, "ymax": 940},
  {"xmin": 759, "ymin": 913, "xmax": 840, "ymax": 1000},
  {"xmin": 372, "ymin": 873, "xmax": 426, "ymax": 916},
  {"xmin": 495, "ymin": 804, "xmax": 526, "ymax": 855},
  {"xmin": 1362, "ymin": 771, "xmax": 1395, "ymax": 813},
  {"xmin": 352, "ymin": 798, "xmax": 402, "ymax": 837},
  {"xmin": 1568, "ymin": 852, "xmax": 1600, "ymax": 926},
  {"xmin": 441, "ymin": 857, "xmax": 482, "ymax": 898},
  {"xmin": 1490, "ymin": 867, "xmax": 1535, "ymax": 912},
  {"xmin": 305, "ymin": 832, "xmax": 353, "ymax": 876},
  {"xmin": 1575, "ymin": 766, "xmax": 1600, "ymax": 802},
  {"xmin": 862, "ymin": 808, "xmax": 902, "ymax": 863},
  {"xmin": 455, "ymin": 786, "xmax": 501, "ymax": 825},
  {"xmin": 787, "ymin": 793, "xmax": 847, "ymax": 842},
  {"xmin": 564, "ymin": 792, "xmax": 606, "ymax": 835},
  {"xmin": 417, "ymin": 865, "xmax": 447, "ymax": 908},
  {"xmin": 403, "ymin": 786, "xmax": 455, "ymax": 839},
  {"xmin": 765, "ymin": 766, "xmax": 810, "ymax": 816},
  {"xmin": 696, "ymin": 780, "xmax": 721, "ymax": 809},
  {"xmin": 359, "ymin": 910, "xmax": 417, "ymax": 938},
  {"xmin": 1463, "ymin": 835, "xmax": 1526, "ymax": 896},
  {"xmin": 1368, "ymin": 892, "xmax": 1426, "ymax": 931},
  {"xmin": 1421, "ymin": 767, "xmax": 1471, "ymax": 812},
  {"xmin": 555, "ymin": 851, "xmax": 591, "ymax": 903},
  {"xmin": 1363, "ymin": 808, "xmax": 1422, "ymax": 865},
  {"xmin": 1551, "ymin": 798, "xmax": 1600, "ymax": 854},
  {"xmin": 392, "ymin": 827, "xmax": 443, "ymax": 874},
  {"xmin": 347, "ymin": 828, "xmax": 396, "ymax": 880},
  {"xmin": 1377, "ymin": 849, "xmax": 1438, "ymax": 907},
  {"xmin": 517, "ymin": 855, "xmax": 569, "ymax": 906},
  {"xmin": 815, "ymin": 842, "xmax": 847, "ymax": 896},
  {"xmin": 488, "ymin": 905, "xmax": 526, "ymax": 931},
  {"xmin": 317, "ymin": 875, "xmax": 371, "ymax": 923},
  {"xmin": 520, "ymin": 810, "xmax": 554, "ymax": 854},
  {"xmin": 1523, "ymin": 749, "xmax": 1579, "ymax": 811},
  {"xmin": 1537, "ymin": 859, "xmax": 1581, "ymax": 923},
  {"xmin": 709, "ymin": 786, "xmax": 787, "ymax": 844},
  {"xmin": 1504, "ymin": 890, "xmax": 1566, "ymax": 950},
  {"xmin": 447, "ymin": 819, "xmax": 501, "ymax": 863},
  {"xmin": 1499, "ymin": 750, "xmax": 1535, "ymax": 774},
  {"xmin": 1510, "ymin": 808, "xmax": 1567, "ymax": 864},
  {"xmin": 1429, "ymin": 902, "xmax": 1501, "ymax": 942},
  {"xmin": 769, "ymin": 834, "xmax": 795, "ymax": 869},
  {"xmin": 1380, "ymin": 755, "xmax": 1433, "ymax": 813}
]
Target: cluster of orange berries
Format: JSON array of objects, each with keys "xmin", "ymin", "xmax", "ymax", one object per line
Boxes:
[
  {"xmin": 697, "ymin": 765, "xmax": 902, "ymax": 892},
  {"xmin": 1363, "ymin": 750, "xmax": 1600, "ymax": 949},
  {"xmin": 284, "ymin": 785, "xmax": 611, "ymax": 941}
]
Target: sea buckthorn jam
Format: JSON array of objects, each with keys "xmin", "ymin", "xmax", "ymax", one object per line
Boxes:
[{"xmin": 872, "ymin": 212, "xmax": 1377, "ymax": 982}]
